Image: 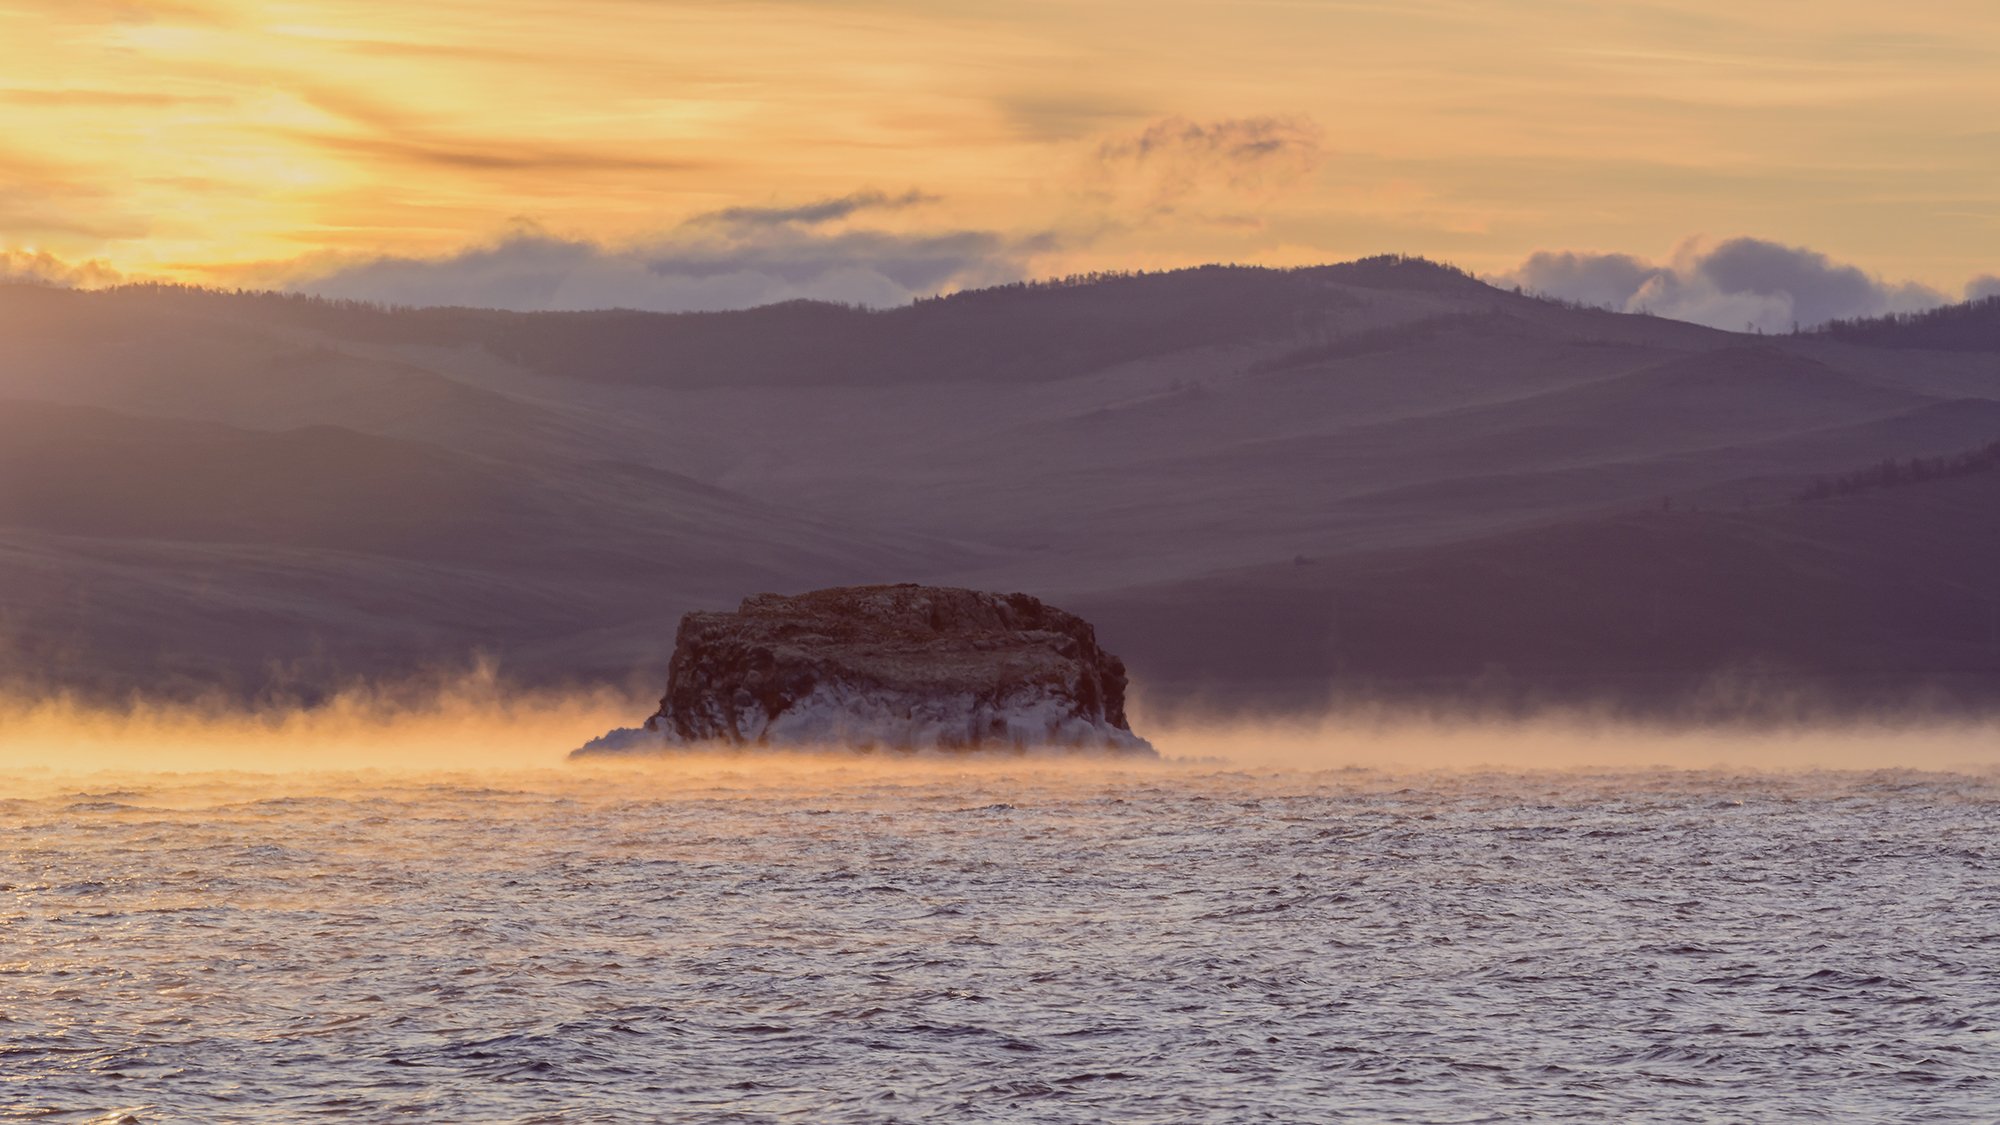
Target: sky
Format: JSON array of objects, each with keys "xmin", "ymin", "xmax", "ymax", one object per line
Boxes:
[{"xmin": 2, "ymin": 0, "xmax": 1997, "ymax": 325}]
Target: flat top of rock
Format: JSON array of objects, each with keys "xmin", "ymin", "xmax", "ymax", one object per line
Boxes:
[
  {"xmin": 679, "ymin": 584, "xmax": 1108, "ymax": 692},
  {"xmin": 728, "ymin": 583, "xmax": 1077, "ymax": 631}
]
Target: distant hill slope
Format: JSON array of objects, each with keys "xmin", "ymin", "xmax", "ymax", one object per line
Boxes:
[
  {"xmin": 1817, "ymin": 296, "xmax": 2000, "ymax": 351},
  {"xmin": 0, "ymin": 400, "xmax": 975, "ymax": 698},
  {"xmin": 3, "ymin": 258, "xmax": 1542, "ymax": 389},
  {"xmin": 0, "ymin": 399, "xmax": 951, "ymax": 572},
  {"xmin": 1078, "ymin": 466, "xmax": 2000, "ymax": 718},
  {"xmin": 2, "ymin": 259, "xmax": 1997, "ymax": 708}
]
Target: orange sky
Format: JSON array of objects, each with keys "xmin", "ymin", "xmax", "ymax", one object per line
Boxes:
[{"xmin": 3, "ymin": 0, "xmax": 1996, "ymax": 298}]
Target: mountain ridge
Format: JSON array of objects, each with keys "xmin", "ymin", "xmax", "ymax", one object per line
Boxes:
[{"xmin": 2, "ymin": 257, "xmax": 1995, "ymax": 710}]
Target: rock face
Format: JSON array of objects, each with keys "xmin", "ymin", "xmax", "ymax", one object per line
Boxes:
[{"xmin": 574, "ymin": 584, "xmax": 1152, "ymax": 755}]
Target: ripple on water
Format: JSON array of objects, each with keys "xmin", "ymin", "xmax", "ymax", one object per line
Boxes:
[{"xmin": 0, "ymin": 764, "xmax": 1996, "ymax": 1123}]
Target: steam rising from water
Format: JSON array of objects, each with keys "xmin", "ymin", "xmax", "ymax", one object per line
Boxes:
[
  {"xmin": 0, "ymin": 668, "xmax": 638, "ymax": 774},
  {"xmin": 1162, "ymin": 712, "xmax": 2000, "ymax": 775},
  {"xmin": 4, "ymin": 674, "xmax": 1997, "ymax": 778}
]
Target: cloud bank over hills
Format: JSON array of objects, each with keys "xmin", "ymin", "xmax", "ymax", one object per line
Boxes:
[
  {"xmin": 6, "ymin": 205, "xmax": 1992, "ymax": 333},
  {"xmin": 289, "ymin": 192, "xmax": 1052, "ymax": 313},
  {"xmin": 1496, "ymin": 238, "xmax": 1969, "ymax": 333},
  {"xmin": 283, "ymin": 229, "xmax": 1999, "ymax": 326}
]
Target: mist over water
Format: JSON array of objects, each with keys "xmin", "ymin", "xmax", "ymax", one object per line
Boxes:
[
  {"xmin": 0, "ymin": 672, "xmax": 641, "ymax": 775},
  {"xmin": 5, "ymin": 696, "xmax": 1999, "ymax": 1122},
  {"xmin": 9, "ymin": 673, "xmax": 2000, "ymax": 775}
]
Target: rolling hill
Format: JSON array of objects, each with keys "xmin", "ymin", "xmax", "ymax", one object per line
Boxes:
[
  {"xmin": 1076, "ymin": 466, "xmax": 2000, "ymax": 719},
  {"xmin": 1, "ymin": 259, "xmax": 1995, "ymax": 711}
]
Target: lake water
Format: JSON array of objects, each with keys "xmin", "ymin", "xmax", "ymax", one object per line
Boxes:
[{"xmin": 4, "ymin": 755, "xmax": 1998, "ymax": 1123}]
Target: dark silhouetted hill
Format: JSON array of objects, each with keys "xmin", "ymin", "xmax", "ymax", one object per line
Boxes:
[
  {"xmin": 1797, "ymin": 438, "xmax": 2000, "ymax": 501},
  {"xmin": 9, "ymin": 259, "xmax": 1508, "ymax": 388},
  {"xmin": 1817, "ymin": 296, "xmax": 2000, "ymax": 351}
]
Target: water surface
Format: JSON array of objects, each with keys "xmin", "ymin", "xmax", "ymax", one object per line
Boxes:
[{"xmin": 4, "ymin": 759, "xmax": 1997, "ymax": 1122}]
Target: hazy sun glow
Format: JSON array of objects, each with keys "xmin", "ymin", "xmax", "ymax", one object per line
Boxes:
[{"xmin": 3, "ymin": 0, "xmax": 1997, "ymax": 294}]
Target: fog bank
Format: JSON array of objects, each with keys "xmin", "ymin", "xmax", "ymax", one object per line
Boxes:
[{"xmin": 5, "ymin": 678, "xmax": 1997, "ymax": 779}]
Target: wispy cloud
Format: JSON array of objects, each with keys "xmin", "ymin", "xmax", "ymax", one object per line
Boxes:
[
  {"xmin": 1088, "ymin": 115, "xmax": 1326, "ymax": 214},
  {"xmin": 0, "ymin": 150, "xmax": 149, "ymax": 240},
  {"xmin": 698, "ymin": 189, "xmax": 937, "ymax": 228},
  {"xmin": 4, "ymin": 0, "xmax": 226, "ymax": 25},
  {"xmin": 290, "ymin": 84, "xmax": 702, "ymax": 177},
  {"xmin": 0, "ymin": 87, "xmax": 228, "ymax": 108},
  {"xmin": 303, "ymin": 133, "xmax": 700, "ymax": 175},
  {"xmin": 1497, "ymin": 237, "xmax": 1955, "ymax": 331},
  {"xmin": 997, "ymin": 89, "xmax": 1152, "ymax": 141}
]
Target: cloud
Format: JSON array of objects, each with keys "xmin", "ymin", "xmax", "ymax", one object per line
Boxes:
[
  {"xmin": 1503, "ymin": 250, "xmax": 1659, "ymax": 312},
  {"xmin": 698, "ymin": 189, "xmax": 937, "ymax": 228},
  {"xmin": 288, "ymin": 199, "xmax": 1052, "ymax": 312},
  {"xmin": 0, "ymin": 87, "xmax": 229, "ymax": 108},
  {"xmin": 291, "ymin": 84, "xmax": 700, "ymax": 178},
  {"xmin": 1090, "ymin": 115, "xmax": 1326, "ymax": 212},
  {"xmin": 1696, "ymin": 239, "xmax": 1941, "ymax": 328},
  {"xmin": 1498, "ymin": 237, "xmax": 1952, "ymax": 332},
  {"xmin": 14, "ymin": 0, "xmax": 224, "ymax": 25},
  {"xmin": 998, "ymin": 90, "xmax": 1152, "ymax": 141},
  {"xmin": 0, "ymin": 249, "xmax": 124, "ymax": 287},
  {"xmin": 1969, "ymin": 275, "xmax": 2000, "ymax": 302},
  {"xmin": 0, "ymin": 148, "xmax": 152, "ymax": 241},
  {"xmin": 305, "ymin": 134, "xmax": 698, "ymax": 176}
]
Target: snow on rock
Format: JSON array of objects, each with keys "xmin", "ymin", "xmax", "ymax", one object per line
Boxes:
[{"xmin": 572, "ymin": 584, "xmax": 1153, "ymax": 756}]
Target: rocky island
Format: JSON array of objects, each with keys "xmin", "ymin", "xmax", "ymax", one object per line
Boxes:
[{"xmin": 573, "ymin": 584, "xmax": 1153, "ymax": 756}]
